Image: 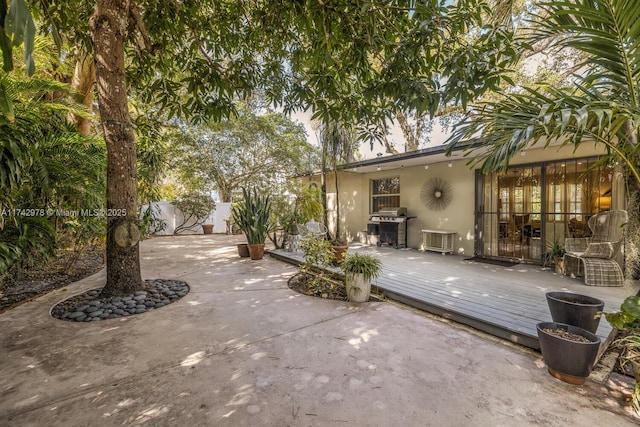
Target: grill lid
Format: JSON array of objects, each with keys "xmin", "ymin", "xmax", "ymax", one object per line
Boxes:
[{"xmin": 376, "ymin": 207, "xmax": 407, "ymax": 217}]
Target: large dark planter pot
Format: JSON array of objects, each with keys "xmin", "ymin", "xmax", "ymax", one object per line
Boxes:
[
  {"xmin": 247, "ymin": 243, "xmax": 265, "ymax": 260},
  {"xmin": 202, "ymin": 224, "xmax": 214, "ymax": 234},
  {"xmin": 537, "ymin": 322, "xmax": 601, "ymax": 385},
  {"xmin": 546, "ymin": 291, "xmax": 605, "ymax": 334},
  {"xmin": 237, "ymin": 243, "xmax": 250, "ymax": 258}
]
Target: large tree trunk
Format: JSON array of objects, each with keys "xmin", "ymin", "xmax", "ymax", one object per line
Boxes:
[{"xmin": 91, "ymin": 0, "xmax": 143, "ymax": 296}]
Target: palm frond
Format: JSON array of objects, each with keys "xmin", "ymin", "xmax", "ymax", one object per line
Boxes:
[
  {"xmin": 448, "ymin": 0, "xmax": 640, "ymax": 183},
  {"xmin": 533, "ymin": 0, "xmax": 640, "ymax": 107}
]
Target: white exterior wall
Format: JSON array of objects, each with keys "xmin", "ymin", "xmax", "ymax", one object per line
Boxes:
[{"xmin": 141, "ymin": 201, "xmax": 229, "ymax": 235}]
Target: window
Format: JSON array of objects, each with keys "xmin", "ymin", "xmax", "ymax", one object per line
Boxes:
[{"xmin": 371, "ymin": 177, "xmax": 400, "ymax": 213}]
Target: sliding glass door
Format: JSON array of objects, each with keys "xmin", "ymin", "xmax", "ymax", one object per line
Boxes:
[{"xmin": 476, "ymin": 158, "xmax": 612, "ymax": 263}]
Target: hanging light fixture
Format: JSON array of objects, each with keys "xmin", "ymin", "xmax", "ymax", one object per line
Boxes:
[
  {"xmin": 424, "ymin": 164, "xmax": 429, "ymax": 170},
  {"xmin": 448, "ymin": 161, "xmax": 453, "ymax": 168}
]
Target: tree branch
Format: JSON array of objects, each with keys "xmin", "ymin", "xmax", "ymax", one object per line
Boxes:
[{"xmin": 128, "ymin": 2, "xmax": 160, "ymax": 54}]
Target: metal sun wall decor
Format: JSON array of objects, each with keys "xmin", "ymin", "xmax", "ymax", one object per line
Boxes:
[{"xmin": 421, "ymin": 177, "xmax": 452, "ymax": 211}]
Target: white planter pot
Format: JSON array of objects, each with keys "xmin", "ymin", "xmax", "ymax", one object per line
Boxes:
[{"xmin": 346, "ymin": 273, "xmax": 371, "ymax": 303}]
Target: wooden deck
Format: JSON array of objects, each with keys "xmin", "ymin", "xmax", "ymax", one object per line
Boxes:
[{"xmin": 269, "ymin": 244, "xmax": 639, "ymax": 350}]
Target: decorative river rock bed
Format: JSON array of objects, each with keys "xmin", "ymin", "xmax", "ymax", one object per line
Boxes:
[{"xmin": 51, "ymin": 279, "xmax": 189, "ymax": 322}]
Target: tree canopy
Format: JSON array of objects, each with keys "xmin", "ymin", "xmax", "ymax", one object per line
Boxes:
[
  {"xmin": 446, "ymin": 0, "xmax": 640, "ymax": 182},
  {"xmin": 172, "ymin": 103, "xmax": 316, "ymax": 203},
  {"xmin": 2, "ymin": 0, "xmax": 523, "ymax": 293}
]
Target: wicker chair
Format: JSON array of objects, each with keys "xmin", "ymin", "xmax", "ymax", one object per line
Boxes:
[
  {"xmin": 563, "ymin": 210, "xmax": 628, "ymax": 286},
  {"xmin": 289, "ymin": 221, "xmax": 328, "ymax": 252}
]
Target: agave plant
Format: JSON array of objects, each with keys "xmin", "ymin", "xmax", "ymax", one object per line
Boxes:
[{"xmin": 231, "ymin": 187, "xmax": 272, "ymax": 245}]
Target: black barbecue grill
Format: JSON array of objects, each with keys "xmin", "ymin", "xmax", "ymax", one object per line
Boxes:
[{"xmin": 368, "ymin": 207, "xmax": 415, "ymax": 249}]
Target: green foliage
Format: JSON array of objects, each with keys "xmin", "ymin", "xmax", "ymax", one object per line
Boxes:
[
  {"xmin": 300, "ymin": 235, "xmax": 334, "ymax": 273},
  {"xmin": 267, "ymin": 181, "xmax": 323, "ymax": 249},
  {"xmin": 0, "ymin": 72, "xmax": 106, "ymax": 277},
  {"xmin": 544, "ymin": 239, "xmax": 565, "ymax": 266},
  {"xmin": 299, "ymin": 234, "xmax": 336, "ymax": 293},
  {"xmin": 1, "ymin": 0, "xmax": 36, "ymax": 75},
  {"xmin": 231, "ymin": 187, "xmax": 271, "ymax": 244},
  {"xmin": 275, "ymin": 182, "xmax": 323, "ymax": 229},
  {"xmin": 447, "ymin": 0, "xmax": 640, "ymax": 184},
  {"xmin": 135, "ymin": 114, "xmax": 172, "ymax": 205},
  {"xmin": 172, "ymin": 192, "xmax": 216, "ymax": 234},
  {"xmin": 601, "ymin": 295, "xmax": 640, "ymax": 412},
  {"xmin": 601, "ymin": 296, "xmax": 640, "ymax": 331},
  {"xmin": 139, "ymin": 203, "xmax": 167, "ymax": 237},
  {"xmin": 341, "ymin": 252, "xmax": 382, "ymax": 281},
  {"xmin": 172, "ymin": 101, "xmax": 317, "ymax": 203},
  {"xmin": 0, "ymin": 215, "xmax": 55, "ymax": 277},
  {"xmin": 33, "ymin": 1, "xmax": 519, "ymax": 145}
]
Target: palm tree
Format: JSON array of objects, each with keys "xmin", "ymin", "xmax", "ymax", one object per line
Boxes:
[
  {"xmin": 315, "ymin": 121, "xmax": 358, "ymax": 242},
  {"xmin": 446, "ymin": 0, "xmax": 640, "ymax": 278}
]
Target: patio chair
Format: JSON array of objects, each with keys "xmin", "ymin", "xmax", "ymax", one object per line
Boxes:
[
  {"xmin": 290, "ymin": 221, "xmax": 328, "ymax": 252},
  {"xmin": 563, "ymin": 210, "xmax": 628, "ymax": 286},
  {"xmin": 297, "ymin": 221, "xmax": 328, "ymax": 239}
]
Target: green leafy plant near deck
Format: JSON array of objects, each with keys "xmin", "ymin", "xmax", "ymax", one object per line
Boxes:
[
  {"xmin": 600, "ymin": 296, "xmax": 640, "ymax": 412},
  {"xmin": 341, "ymin": 252, "xmax": 382, "ymax": 281},
  {"xmin": 299, "ymin": 234, "xmax": 340, "ymax": 298}
]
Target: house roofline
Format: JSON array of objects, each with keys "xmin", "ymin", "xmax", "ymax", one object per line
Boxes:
[{"xmin": 339, "ymin": 141, "xmax": 482, "ymax": 170}]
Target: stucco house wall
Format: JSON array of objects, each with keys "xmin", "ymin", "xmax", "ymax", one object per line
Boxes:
[{"xmin": 319, "ymin": 142, "xmax": 609, "ymax": 257}]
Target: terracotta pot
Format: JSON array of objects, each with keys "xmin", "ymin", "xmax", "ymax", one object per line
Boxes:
[
  {"xmin": 555, "ymin": 258, "xmax": 564, "ymax": 274},
  {"xmin": 546, "ymin": 291, "xmax": 604, "ymax": 334},
  {"xmin": 237, "ymin": 243, "xmax": 250, "ymax": 258},
  {"xmin": 202, "ymin": 224, "xmax": 214, "ymax": 234},
  {"xmin": 247, "ymin": 243, "xmax": 265, "ymax": 260},
  {"xmin": 536, "ymin": 322, "xmax": 601, "ymax": 385},
  {"xmin": 331, "ymin": 244, "xmax": 348, "ymax": 264},
  {"xmin": 346, "ymin": 273, "xmax": 371, "ymax": 303}
]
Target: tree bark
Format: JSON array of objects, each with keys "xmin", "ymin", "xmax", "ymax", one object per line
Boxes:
[
  {"xmin": 396, "ymin": 111, "xmax": 420, "ymax": 152},
  {"xmin": 91, "ymin": 0, "xmax": 143, "ymax": 296}
]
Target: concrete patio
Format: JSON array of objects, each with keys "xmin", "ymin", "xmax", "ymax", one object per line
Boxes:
[{"xmin": 0, "ymin": 234, "xmax": 638, "ymax": 426}]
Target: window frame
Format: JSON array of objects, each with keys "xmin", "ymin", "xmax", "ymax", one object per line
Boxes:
[{"xmin": 370, "ymin": 176, "xmax": 400, "ymax": 213}]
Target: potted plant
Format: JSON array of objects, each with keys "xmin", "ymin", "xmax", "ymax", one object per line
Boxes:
[
  {"xmin": 237, "ymin": 243, "xmax": 250, "ymax": 258},
  {"xmin": 330, "ymin": 239, "xmax": 349, "ymax": 265},
  {"xmin": 341, "ymin": 252, "xmax": 382, "ymax": 303},
  {"xmin": 544, "ymin": 239, "xmax": 566, "ymax": 274},
  {"xmin": 536, "ymin": 321, "xmax": 601, "ymax": 385},
  {"xmin": 600, "ymin": 296, "xmax": 640, "ymax": 412},
  {"xmin": 545, "ymin": 291, "xmax": 604, "ymax": 334},
  {"xmin": 231, "ymin": 187, "xmax": 272, "ymax": 260}
]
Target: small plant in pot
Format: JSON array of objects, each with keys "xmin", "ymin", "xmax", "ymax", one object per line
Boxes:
[
  {"xmin": 231, "ymin": 187, "xmax": 272, "ymax": 260},
  {"xmin": 341, "ymin": 252, "xmax": 382, "ymax": 303},
  {"xmin": 599, "ymin": 296, "xmax": 640, "ymax": 412},
  {"xmin": 544, "ymin": 239, "xmax": 565, "ymax": 274},
  {"xmin": 330, "ymin": 238, "xmax": 349, "ymax": 265}
]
